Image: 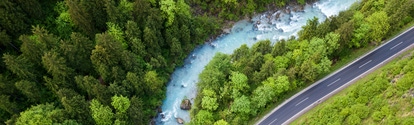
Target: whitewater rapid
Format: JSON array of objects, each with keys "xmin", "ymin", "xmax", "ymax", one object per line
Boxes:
[{"xmin": 156, "ymin": 0, "xmax": 358, "ymax": 124}]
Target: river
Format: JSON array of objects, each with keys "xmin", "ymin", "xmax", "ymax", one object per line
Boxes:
[{"xmin": 156, "ymin": 0, "xmax": 358, "ymax": 124}]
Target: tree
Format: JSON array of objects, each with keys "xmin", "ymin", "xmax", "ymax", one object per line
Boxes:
[
  {"xmin": 229, "ymin": 72, "xmax": 249, "ymax": 98},
  {"xmin": 14, "ymin": 0, "xmax": 43, "ymax": 20},
  {"xmin": 20, "ymin": 26, "xmax": 59, "ymax": 66},
  {"xmin": 271, "ymin": 40, "xmax": 287, "ymax": 57},
  {"xmin": 58, "ymin": 89, "xmax": 94, "ymax": 124},
  {"xmin": 104, "ymin": 0, "xmax": 133, "ymax": 26},
  {"xmin": 144, "ymin": 70, "xmax": 164, "ymax": 95},
  {"xmin": 74, "ymin": 75, "xmax": 111, "ymax": 105},
  {"xmin": 275, "ymin": 75, "xmax": 290, "ymax": 94},
  {"xmin": 3, "ymin": 54, "xmax": 37, "ymax": 80},
  {"xmin": 253, "ymin": 58, "xmax": 276, "ymax": 84},
  {"xmin": 366, "ymin": 11, "xmax": 390, "ymax": 43},
  {"xmin": 0, "ymin": 95, "xmax": 20, "ymax": 115},
  {"xmin": 42, "ymin": 51, "xmax": 74, "ymax": 78},
  {"xmin": 232, "ymin": 44, "xmax": 250, "ymax": 61},
  {"xmin": 384, "ymin": 0, "xmax": 414, "ymax": 33},
  {"xmin": 143, "ymin": 27, "xmax": 161, "ymax": 58},
  {"xmin": 242, "ymin": 0, "xmax": 256, "ymax": 16},
  {"xmin": 0, "ymin": 74, "xmax": 17, "ymax": 96},
  {"xmin": 106, "ymin": 22, "xmax": 127, "ymax": 49},
  {"xmin": 214, "ymin": 119, "xmax": 229, "ymax": 125},
  {"xmin": 170, "ymin": 37, "xmax": 183, "ymax": 57},
  {"xmin": 351, "ymin": 23, "xmax": 370, "ymax": 48},
  {"xmin": 112, "ymin": 95, "xmax": 130, "ymax": 114},
  {"xmin": 60, "ymin": 32, "xmax": 94, "ymax": 74},
  {"xmin": 298, "ymin": 17, "xmax": 319, "ymax": 40},
  {"xmin": 0, "ymin": 0, "xmax": 30, "ymax": 38},
  {"xmin": 111, "ymin": 95, "xmax": 130, "ymax": 123},
  {"xmin": 126, "ymin": 96, "xmax": 145, "ymax": 124},
  {"xmin": 132, "ymin": 0, "xmax": 151, "ymax": 25},
  {"xmin": 297, "ymin": 0, "xmax": 306, "ymax": 5},
  {"xmin": 91, "ymin": 33, "xmax": 123, "ymax": 81},
  {"xmin": 65, "ymin": 0, "xmax": 94, "ymax": 36},
  {"xmin": 0, "ymin": 27, "xmax": 12, "ymax": 50},
  {"xmin": 175, "ymin": 0, "xmax": 191, "ymax": 18},
  {"xmin": 15, "ymin": 80, "xmax": 45, "ymax": 103},
  {"xmin": 124, "ymin": 21, "xmax": 141, "ymax": 42},
  {"xmin": 273, "ymin": 56, "xmax": 290, "ymax": 69},
  {"xmin": 160, "ymin": 0, "xmax": 176, "ymax": 26},
  {"xmin": 335, "ymin": 21, "xmax": 355, "ymax": 49},
  {"xmin": 199, "ymin": 68, "xmax": 226, "ymax": 92},
  {"xmin": 299, "ymin": 60, "xmax": 319, "ymax": 82},
  {"xmin": 201, "ymin": 89, "xmax": 219, "ymax": 111},
  {"xmin": 180, "ymin": 25, "xmax": 191, "ymax": 52},
  {"xmin": 251, "ymin": 40, "xmax": 272, "ymax": 55},
  {"xmin": 104, "ymin": 0, "xmax": 120, "ymax": 23},
  {"xmin": 192, "ymin": 110, "xmax": 214, "ymax": 125},
  {"xmin": 65, "ymin": 0, "xmax": 107, "ymax": 36},
  {"xmin": 16, "ymin": 103, "xmax": 64, "ymax": 125},
  {"xmin": 199, "ymin": 53, "xmax": 231, "ymax": 91},
  {"xmin": 231, "ymin": 95, "xmax": 251, "ymax": 115},
  {"xmin": 117, "ymin": 0, "xmax": 133, "ymax": 23},
  {"xmin": 90, "ymin": 99, "xmax": 114, "ymax": 125},
  {"xmin": 251, "ymin": 79, "xmax": 277, "ymax": 110},
  {"xmin": 323, "ymin": 32, "xmax": 340, "ymax": 55},
  {"xmin": 54, "ymin": 1, "xmax": 74, "ymax": 38}
]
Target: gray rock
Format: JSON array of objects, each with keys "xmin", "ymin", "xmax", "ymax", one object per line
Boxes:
[
  {"xmin": 180, "ymin": 99, "xmax": 192, "ymax": 110},
  {"xmin": 176, "ymin": 118, "xmax": 184, "ymax": 124},
  {"xmin": 157, "ymin": 106, "xmax": 162, "ymax": 113},
  {"xmin": 223, "ymin": 28, "xmax": 231, "ymax": 34}
]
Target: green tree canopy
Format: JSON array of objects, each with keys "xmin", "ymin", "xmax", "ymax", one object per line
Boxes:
[
  {"xmin": 90, "ymin": 99, "xmax": 114, "ymax": 125},
  {"xmin": 16, "ymin": 103, "xmax": 64, "ymax": 125}
]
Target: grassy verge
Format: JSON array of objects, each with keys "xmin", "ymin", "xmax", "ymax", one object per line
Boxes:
[{"xmin": 250, "ymin": 23, "xmax": 414, "ymax": 125}]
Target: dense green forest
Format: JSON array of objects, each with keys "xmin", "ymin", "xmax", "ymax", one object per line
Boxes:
[
  {"xmin": 294, "ymin": 49, "xmax": 414, "ymax": 125},
  {"xmin": 190, "ymin": 0, "xmax": 414, "ymax": 124},
  {"xmin": 0, "ymin": 0, "xmax": 318, "ymax": 124}
]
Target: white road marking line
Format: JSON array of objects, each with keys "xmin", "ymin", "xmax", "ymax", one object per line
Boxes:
[
  {"xmin": 295, "ymin": 97, "xmax": 309, "ymax": 106},
  {"xmin": 390, "ymin": 42, "xmax": 403, "ymax": 50},
  {"xmin": 269, "ymin": 119, "xmax": 278, "ymax": 125},
  {"xmin": 359, "ymin": 60, "xmax": 372, "ymax": 68},
  {"xmin": 327, "ymin": 78, "xmax": 341, "ymax": 87}
]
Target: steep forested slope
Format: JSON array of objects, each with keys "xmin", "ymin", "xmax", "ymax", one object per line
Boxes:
[
  {"xmin": 0, "ymin": 0, "xmax": 315, "ymax": 124},
  {"xmin": 0, "ymin": 0, "xmax": 216, "ymax": 124}
]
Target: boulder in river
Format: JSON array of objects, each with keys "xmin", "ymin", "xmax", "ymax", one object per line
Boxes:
[
  {"xmin": 180, "ymin": 99, "xmax": 192, "ymax": 110},
  {"xmin": 149, "ymin": 119, "xmax": 155, "ymax": 125},
  {"xmin": 176, "ymin": 118, "xmax": 184, "ymax": 124},
  {"xmin": 157, "ymin": 106, "xmax": 162, "ymax": 113},
  {"xmin": 223, "ymin": 28, "xmax": 231, "ymax": 34}
]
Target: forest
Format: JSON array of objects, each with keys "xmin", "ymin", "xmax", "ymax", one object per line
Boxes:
[
  {"xmin": 294, "ymin": 48, "xmax": 414, "ymax": 125},
  {"xmin": 0, "ymin": 0, "xmax": 319, "ymax": 124},
  {"xmin": 190, "ymin": 0, "xmax": 414, "ymax": 124}
]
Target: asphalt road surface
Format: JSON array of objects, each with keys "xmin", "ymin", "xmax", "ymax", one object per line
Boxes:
[{"xmin": 257, "ymin": 27, "xmax": 414, "ymax": 125}]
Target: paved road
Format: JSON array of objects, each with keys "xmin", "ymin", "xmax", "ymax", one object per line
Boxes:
[{"xmin": 257, "ymin": 27, "xmax": 414, "ymax": 125}]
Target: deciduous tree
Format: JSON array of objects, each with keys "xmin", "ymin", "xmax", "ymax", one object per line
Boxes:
[{"xmin": 90, "ymin": 99, "xmax": 114, "ymax": 125}]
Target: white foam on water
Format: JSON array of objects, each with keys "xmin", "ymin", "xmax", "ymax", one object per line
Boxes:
[{"xmin": 315, "ymin": 0, "xmax": 359, "ymax": 18}]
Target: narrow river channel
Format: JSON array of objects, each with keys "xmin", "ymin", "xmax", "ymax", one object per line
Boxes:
[{"xmin": 156, "ymin": 0, "xmax": 358, "ymax": 124}]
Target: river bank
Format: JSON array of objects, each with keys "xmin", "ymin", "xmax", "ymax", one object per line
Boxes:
[{"xmin": 208, "ymin": 1, "xmax": 316, "ymax": 43}]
